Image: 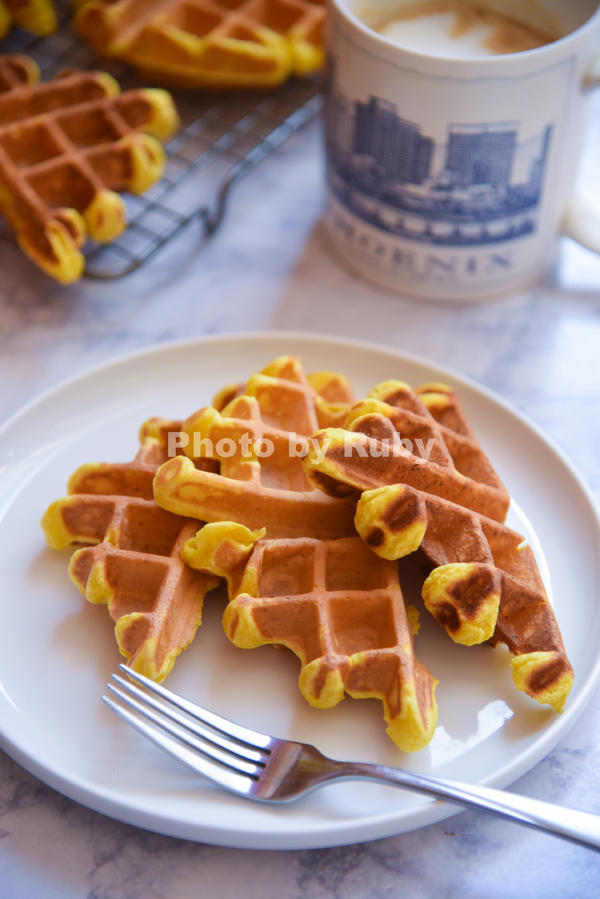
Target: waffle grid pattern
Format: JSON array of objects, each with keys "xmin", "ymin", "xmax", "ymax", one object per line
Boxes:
[
  {"xmin": 41, "ymin": 437, "xmax": 218, "ymax": 681},
  {"xmin": 0, "ymin": 0, "xmax": 322, "ymax": 278},
  {"xmin": 304, "ymin": 426, "xmax": 574, "ymax": 710},
  {"xmin": 75, "ymin": 0, "xmax": 325, "ymax": 85},
  {"xmin": 347, "ymin": 381, "xmax": 510, "ymax": 521},
  {"xmin": 154, "ymin": 359, "xmax": 357, "ymax": 539},
  {"xmin": 184, "ymin": 523, "xmax": 438, "ymax": 751},
  {"xmin": 0, "ymin": 67, "xmax": 180, "ymax": 280},
  {"xmin": 229, "ymin": 534, "xmax": 413, "ymax": 662}
]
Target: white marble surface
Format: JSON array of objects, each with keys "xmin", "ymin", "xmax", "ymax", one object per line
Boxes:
[{"xmin": 1, "ymin": 87, "xmax": 600, "ymax": 897}]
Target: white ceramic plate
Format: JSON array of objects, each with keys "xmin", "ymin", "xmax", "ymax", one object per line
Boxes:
[{"xmin": 0, "ymin": 332, "xmax": 599, "ymax": 850}]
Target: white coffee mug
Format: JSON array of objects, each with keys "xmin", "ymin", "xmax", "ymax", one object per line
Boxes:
[{"xmin": 324, "ymin": 0, "xmax": 600, "ymax": 300}]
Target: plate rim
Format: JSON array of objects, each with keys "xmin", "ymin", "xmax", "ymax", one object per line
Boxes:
[{"xmin": 1, "ymin": 329, "xmax": 599, "ymax": 850}]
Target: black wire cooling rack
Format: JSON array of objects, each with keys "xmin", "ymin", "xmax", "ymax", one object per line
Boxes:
[{"xmin": 0, "ymin": 4, "xmax": 323, "ymax": 279}]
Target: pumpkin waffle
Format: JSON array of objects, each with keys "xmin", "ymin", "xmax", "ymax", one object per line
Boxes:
[
  {"xmin": 182, "ymin": 521, "xmax": 438, "ymax": 752},
  {"xmin": 416, "ymin": 382, "xmax": 482, "ymax": 440},
  {"xmin": 74, "ymin": 0, "xmax": 326, "ymax": 89},
  {"xmin": 366, "ymin": 379, "xmax": 509, "ymax": 511},
  {"xmin": 154, "ymin": 356, "xmax": 358, "ymax": 539},
  {"xmin": 41, "ymin": 425, "xmax": 219, "ymax": 681},
  {"xmin": 0, "ymin": 0, "xmax": 57, "ymax": 39},
  {"xmin": 0, "ymin": 54, "xmax": 40, "ymax": 92},
  {"xmin": 304, "ymin": 412, "xmax": 573, "ymax": 712},
  {"xmin": 212, "ymin": 366, "xmax": 355, "ymax": 428},
  {"xmin": 0, "ymin": 63, "xmax": 179, "ymax": 283},
  {"xmin": 153, "ymin": 358, "xmax": 440, "ymax": 748},
  {"xmin": 305, "ymin": 398, "xmax": 509, "ymax": 523}
]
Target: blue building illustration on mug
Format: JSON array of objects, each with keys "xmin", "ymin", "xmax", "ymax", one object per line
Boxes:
[{"xmin": 327, "ymin": 66, "xmax": 553, "ymax": 247}]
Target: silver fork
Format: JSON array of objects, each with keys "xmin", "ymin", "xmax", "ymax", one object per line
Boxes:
[{"xmin": 104, "ymin": 664, "xmax": 600, "ymax": 850}]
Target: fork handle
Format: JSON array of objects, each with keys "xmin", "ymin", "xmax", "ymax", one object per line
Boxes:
[{"xmin": 338, "ymin": 763, "xmax": 600, "ymax": 850}]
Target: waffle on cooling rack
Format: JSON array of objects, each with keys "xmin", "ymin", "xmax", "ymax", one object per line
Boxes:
[
  {"xmin": 0, "ymin": 0, "xmax": 57, "ymax": 39},
  {"xmin": 75, "ymin": 0, "xmax": 325, "ymax": 88},
  {"xmin": 0, "ymin": 59, "xmax": 178, "ymax": 282}
]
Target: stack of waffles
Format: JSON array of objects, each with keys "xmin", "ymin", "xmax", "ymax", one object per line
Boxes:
[
  {"xmin": 74, "ymin": 0, "xmax": 326, "ymax": 88},
  {"xmin": 303, "ymin": 380, "xmax": 573, "ymax": 712},
  {"xmin": 0, "ymin": 54, "xmax": 179, "ymax": 282},
  {"xmin": 42, "ymin": 355, "xmax": 573, "ymax": 753}
]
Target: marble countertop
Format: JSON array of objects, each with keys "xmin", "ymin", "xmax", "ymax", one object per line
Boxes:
[{"xmin": 1, "ymin": 87, "xmax": 600, "ymax": 898}]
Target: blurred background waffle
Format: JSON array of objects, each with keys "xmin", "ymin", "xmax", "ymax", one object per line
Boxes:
[
  {"xmin": 74, "ymin": 0, "xmax": 325, "ymax": 88},
  {"xmin": 0, "ymin": 0, "xmax": 323, "ymax": 279},
  {"xmin": 0, "ymin": 0, "xmax": 57, "ymax": 39}
]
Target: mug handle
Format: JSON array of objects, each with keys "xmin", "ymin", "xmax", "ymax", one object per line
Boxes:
[
  {"xmin": 583, "ymin": 53, "xmax": 600, "ymax": 90},
  {"xmin": 561, "ymin": 57, "xmax": 600, "ymax": 253},
  {"xmin": 562, "ymin": 198, "xmax": 600, "ymax": 254}
]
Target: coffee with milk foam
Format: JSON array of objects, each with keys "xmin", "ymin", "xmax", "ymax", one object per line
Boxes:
[{"xmin": 373, "ymin": 1, "xmax": 561, "ymax": 57}]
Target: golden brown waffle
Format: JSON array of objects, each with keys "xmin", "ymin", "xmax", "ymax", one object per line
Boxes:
[
  {"xmin": 0, "ymin": 54, "xmax": 40, "ymax": 92},
  {"xmin": 153, "ymin": 358, "xmax": 439, "ymax": 749},
  {"xmin": 182, "ymin": 521, "xmax": 438, "ymax": 752},
  {"xmin": 308, "ymin": 369, "xmax": 356, "ymax": 427},
  {"xmin": 212, "ymin": 367, "xmax": 355, "ymax": 428},
  {"xmin": 154, "ymin": 356, "xmax": 357, "ymax": 539},
  {"xmin": 304, "ymin": 413, "xmax": 573, "ymax": 712},
  {"xmin": 417, "ymin": 382, "xmax": 480, "ymax": 439},
  {"xmin": 368, "ymin": 379, "xmax": 509, "ymax": 506},
  {"xmin": 0, "ymin": 0, "xmax": 57, "ymax": 39},
  {"xmin": 75, "ymin": 0, "xmax": 325, "ymax": 89},
  {"xmin": 0, "ymin": 63, "xmax": 179, "ymax": 283},
  {"xmin": 305, "ymin": 401, "xmax": 509, "ymax": 523},
  {"xmin": 41, "ymin": 427, "xmax": 218, "ymax": 681},
  {"xmin": 40, "ymin": 358, "xmax": 354, "ymax": 680},
  {"xmin": 417, "ymin": 489, "xmax": 572, "ymax": 712}
]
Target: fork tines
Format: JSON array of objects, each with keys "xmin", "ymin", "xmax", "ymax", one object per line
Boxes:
[{"xmin": 103, "ymin": 664, "xmax": 273, "ymax": 793}]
